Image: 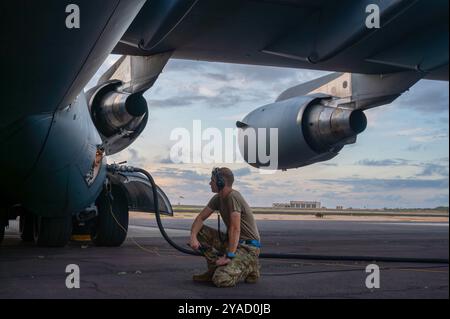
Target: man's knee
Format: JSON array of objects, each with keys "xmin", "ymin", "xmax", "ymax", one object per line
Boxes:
[
  {"xmin": 198, "ymin": 225, "xmax": 226, "ymax": 250},
  {"xmin": 197, "ymin": 225, "xmax": 214, "ymax": 244}
]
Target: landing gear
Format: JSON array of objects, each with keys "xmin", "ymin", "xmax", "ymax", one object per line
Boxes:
[
  {"xmin": 33, "ymin": 214, "xmax": 72, "ymax": 247},
  {"xmin": 0, "ymin": 206, "xmax": 6, "ymax": 245},
  {"xmin": 0, "ymin": 224, "xmax": 4, "ymax": 245},
  {"xmin": 91, "ymin": 184, "xmax": 129, "ymax": 247},
  {"xmin": 19, "ymin": 212, "xmax": 35, "ymax": 242},
  {"xmin": 0, "ymin": 204, "xmax": 6, "ymax": 245}
]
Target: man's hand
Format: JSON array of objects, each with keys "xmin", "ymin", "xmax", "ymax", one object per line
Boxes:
[
  {"xmin": 189, "ymin": 237, "xmax": 201, "ymax": 250},
  {"xmin": 216, "ymin": 255, "xmax": 232, "ymax": 266}
]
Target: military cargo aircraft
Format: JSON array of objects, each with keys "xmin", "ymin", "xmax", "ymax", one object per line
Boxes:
[{"xmin": 0, "ymin": 0, "xmax": 447, "ymax": 246}]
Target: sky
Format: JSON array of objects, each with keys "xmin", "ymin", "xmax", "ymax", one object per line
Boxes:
[{"xmin": 86, "ymin": 56, "xmax": 449, "ymax": 209}]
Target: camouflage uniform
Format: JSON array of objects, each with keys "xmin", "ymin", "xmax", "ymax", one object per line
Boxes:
[{"xmin": 197, "ymin": 225, "xmax": 260, "ymax": 288}]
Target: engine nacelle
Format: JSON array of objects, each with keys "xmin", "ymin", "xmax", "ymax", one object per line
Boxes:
[
  {"xmin": 86, "ymin": 80, "xmax": 148, "ymax": 155},
  {"xmin": 237, "ymin": 95, "xmax": 367, "ymax": 170}
]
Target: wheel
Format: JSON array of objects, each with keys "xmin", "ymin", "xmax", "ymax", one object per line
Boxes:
[
  {"xmin": 0, "ymin": 225, "xmax": 4, "ymax": 245},
  {"xmin": 0, "ymin": 206, "xmax": 6, "ymax": 245},
  {"xmin": 91, "ymin": 185, "xmax": 129, "ymax": 247},
  {"xmin": 20, "ymin": 213, "xmax": 35, "ymax": 242},
  {"xmin": 34, "ymin": 214, "xmax": 72, "ymax": 247}
]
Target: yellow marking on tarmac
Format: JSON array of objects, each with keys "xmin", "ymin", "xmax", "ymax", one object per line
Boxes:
[{"xmin": 71, "ymin": 235, "xmax": 91, "ymax": 241}]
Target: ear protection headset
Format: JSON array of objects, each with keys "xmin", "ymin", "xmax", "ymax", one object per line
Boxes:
[
  {"xmin": 212, "ymin": 167, "xmax": 226, "ymax": 244},
  {"xmin": 212, "ymin": 167, "xmax": 225, "ymax": 190}
]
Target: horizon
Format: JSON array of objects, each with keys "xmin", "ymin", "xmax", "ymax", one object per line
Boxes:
[
  {"xmin": 87, "ymin": 56, "xmax": 449, "ymax": 209},
  {"xmin": 171, "ymin": 203, "xmax": 449, "ymax": 211}
]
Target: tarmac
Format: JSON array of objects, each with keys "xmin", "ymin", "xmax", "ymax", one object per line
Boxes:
[{"xmin": 0, "ymin": 215, "xmax": 448, "ymax": 299}]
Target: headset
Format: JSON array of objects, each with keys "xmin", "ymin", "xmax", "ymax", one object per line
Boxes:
[
  {"xmin": 212, "ymin": 167, "xmax": 226, "ymax": 244},
  {"xmin": 212, "ymin": 167, "xmax": 225, "ymax": 190}
]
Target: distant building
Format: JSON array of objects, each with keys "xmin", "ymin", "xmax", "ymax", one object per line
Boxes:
[
  {"xmin": 272, "ymin": 203, "xmax": 291, "ymax": 208},
  {"xmin": 273, "ymin": 201, "xmax": 321, "ymax": 209},
  {"xmin": 336, "ymin": 206, "xmax": 343, "ymax": 210},
  {"xmin": 290, "ymin": 201, "xmax": 321, "ymax": 209}
]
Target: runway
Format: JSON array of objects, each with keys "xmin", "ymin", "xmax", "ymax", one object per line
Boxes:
[{"xmin": 0, "ymin": 217, "xmax": 448, "ymax": 299}]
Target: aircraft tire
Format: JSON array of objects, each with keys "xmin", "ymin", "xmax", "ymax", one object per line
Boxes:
[
  {"xmin": 0, "ymin": 224, "xmax": 4, "ymax": 245},
  {"xmin": 91, "ymin": 185, "xmax": 128, "ymax": 247},
  {"xmin": 20, "ymin": 213, "xmax": 35, "ymax": 242},
  {"xmin": 0, "ymin": 207, "xmax": 6, "ymax": 245},
  {"xmin": 34, "ymin": 214, "xmax": 72, "ymax": 247}
]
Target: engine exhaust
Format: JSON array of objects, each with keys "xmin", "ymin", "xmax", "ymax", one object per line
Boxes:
[{"xmin": 302, "ymin": 104, "xmax": 367, "ymax": 153}]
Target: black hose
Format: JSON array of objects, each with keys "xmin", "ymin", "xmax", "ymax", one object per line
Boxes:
[
  {"xmin": 133, "ymin": 167, "xmax": 200, "ymax": 256},
  {"xmin": 256, "ymin": 253, "xmax": 448, "ymax": 263},
  {"xmin": 124, "ymin": 166, "xmax": 448, "ymax": 265}
]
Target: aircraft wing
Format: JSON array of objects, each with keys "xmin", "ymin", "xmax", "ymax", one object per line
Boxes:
[{"xmin": 113, "ymin": 0, "xmax": 449, "ymax": 81}]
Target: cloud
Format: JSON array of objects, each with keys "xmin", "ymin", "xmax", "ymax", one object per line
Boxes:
[
  {"xmin": 108, "ymin": 148, "xmax": 149, "ymax": 168},
  {"xmin": 233, "ymin": 167, "xmax": 252, "ymax": 177},
  {"xmin": 259, "ymin": 180, "xmax": 296, "ymax": 189},
  {"xmin": 165, "ymin": 59, "xmax": 327, "ymax": 84},
  {"xmin": 204, "ymin": 72, "xmax": 232, "ymax": 82},
  {"xmin": 395, "ymin": 128, "xmax": 428, "ymax": 136},
  {"xmin": 158, "ymin": 156, "xmax": 175, "ymax": 164},
  {"xmin": 412, "ymin": 131, "xmax": 448, "ymax": 143},
  {"xmin": 404, "ymin": 144, "xmax": 424, "ymax": 152},
  {"xmin": 416, "ymin": 163, "xmax": 449, "ymax": 177},
  {"xmin": 424, "ymin": 194, "xmax": 449, "ymax": 206},
  {"xmin": 395, "ymin": 80, "xmax": 449, "ymax": 113},
  {"xmin": 154, "ymin": 167, "xmax": 209, "ymax": 183},
  {"xmin": 147, "ymin": 95, "xmax": 207, "ymax": 108},
  {"xmin": 353, "ymin": 158, "xmax": 448, "ymax": 179},
  {"xmin": 395, "ymin": 128, "xmax": 448, "ymax": 143},
  {"xmin": 356, "ymin": 159, "xmax": 410, "ymax": 166},
  {"xmin": 151, "ymin": 59, "xmax": 330, "ymax": 110},
  {"xmin": 219, "ymin": 113, "xmax": 249, "ymax": 121},
  {"xmin": 146, "ymin": 85, "xmax": 262, "ymax": 109},
  {"xmin": 313, "ymin": 178, "xmax": 449, "ymax": 191},
  {"xmin": 127, "ymin": 148, "xmax": 146, "ymax": 166},
  {"xmin": 90, "ymin": 55, "xmax": 448, "ymax": 208},
  {"xmin": 367, "ymin": 194, "xmax": 403, "ymax": 202},
  {"xmin": 319, "ymin": 163, "xmax": 338, "ymax": 167}
]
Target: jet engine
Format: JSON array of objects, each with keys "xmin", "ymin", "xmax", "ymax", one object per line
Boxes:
[
  {"xmin": 86, "ymin": 80, "xmax": 148, "ymax": 155},
  {"xmin": 237, "ymin": 95, "xmax": 367, "ymax": 170}
]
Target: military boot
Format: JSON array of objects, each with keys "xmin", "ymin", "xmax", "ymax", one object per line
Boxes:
[
  {"xmin": 193, "ymin": 266, "xmax": 216, "ymax": 282},
  {"xmin": 245, "ymin": 267, "xmax": 260, "ymax": 284}
]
